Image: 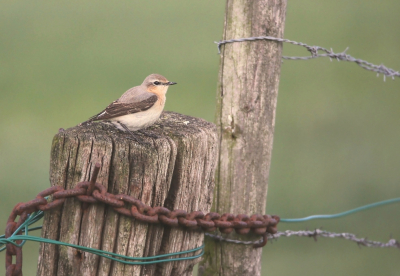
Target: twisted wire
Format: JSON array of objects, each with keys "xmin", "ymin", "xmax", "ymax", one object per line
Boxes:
[{"xmin": 215, "ymin": 36, "xmax": 400, "ymax": 80}]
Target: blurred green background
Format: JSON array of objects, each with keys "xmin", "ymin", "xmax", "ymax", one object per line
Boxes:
[{"xmin": 1, "ymin": 1, "xmax": 399, "ymax": 275}]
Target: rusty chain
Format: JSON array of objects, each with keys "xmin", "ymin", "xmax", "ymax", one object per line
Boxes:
[{"xmin": 4, "ymin": 163, "xmax": 279, "ymax": 275}]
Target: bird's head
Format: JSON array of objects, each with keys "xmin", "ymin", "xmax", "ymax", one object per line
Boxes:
[{"xmin": 143, "ymin": 74, "xmax": 177, "ymax": 95}]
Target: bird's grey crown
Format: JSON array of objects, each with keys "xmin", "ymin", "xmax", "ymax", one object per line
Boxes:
[{"xmin": 142, "ymin": 74, "xmax": 168, "ymax": 86}]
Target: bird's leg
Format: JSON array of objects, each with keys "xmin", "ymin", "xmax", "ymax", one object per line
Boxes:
[
  {"xmin": 116, "ymin": 121, "xmax": 147, "ymax": 144},
  {"xmin": 137, "ymin": 129, "xmax": 162, "ymax": 139}
]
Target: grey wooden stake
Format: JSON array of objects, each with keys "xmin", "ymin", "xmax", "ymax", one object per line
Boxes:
[
  {"xmin": 36, "ymin": 112, "xmax": 218, "ymax": 276},
  {"xmin": 199, "ymin": 0, "xmax": 287, "ymax": 275}
]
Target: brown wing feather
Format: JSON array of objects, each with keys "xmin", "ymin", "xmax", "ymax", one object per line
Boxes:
[{"xmin": 87, "ymin": 95, "xmax": 158, "ymax": 122}]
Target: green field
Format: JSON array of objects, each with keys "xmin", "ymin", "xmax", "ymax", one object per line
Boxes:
[{"xmin": 1, "ymin": 1, "xmax": 400, "ymax": 275}]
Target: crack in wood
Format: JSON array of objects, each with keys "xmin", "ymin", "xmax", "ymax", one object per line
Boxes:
[{"xmin": 37, "ymin": 112, "xmax": 218, "ymax": 276}]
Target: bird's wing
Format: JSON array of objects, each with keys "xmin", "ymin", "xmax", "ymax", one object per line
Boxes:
[{"xmin": 87, "ymin": 94, "xmax": 158, "ymax": 121}]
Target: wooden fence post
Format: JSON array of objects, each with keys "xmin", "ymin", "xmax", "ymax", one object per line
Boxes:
[
  {"xmin": 36, "ymin": 111, "xmax": 218, "ymax": 276},
  {"xmin": 199, "ymin": 0, "xmax": 287, "ymax": 275}
]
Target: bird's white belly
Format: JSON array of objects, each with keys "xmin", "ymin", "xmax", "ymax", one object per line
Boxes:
[{"xmin": 110, "ymin": 108, "xmax": 162, "ymax": 131}]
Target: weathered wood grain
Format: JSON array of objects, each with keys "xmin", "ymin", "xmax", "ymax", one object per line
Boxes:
[
  {"xmin": 199, "ymin": 0, "xmax": 287, "ymax": 275},
  {"xmin": 37, "ymin": 111, "xmax": 218, "ymax": 276}
]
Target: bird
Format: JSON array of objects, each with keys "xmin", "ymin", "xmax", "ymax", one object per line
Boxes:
[{"xmin": 80, "ymin": 74, "xmax": 176, "ymax": 141}]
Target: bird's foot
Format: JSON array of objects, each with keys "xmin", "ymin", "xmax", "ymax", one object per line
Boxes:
[
  {"xmin": 116, "ymin": 121, "xmax": 152, "ymax": 146},
  {"xmin": 137, "ymin": 129, "xmax": 162, "ymax": 139},
  {"xmin": 126, "ymin": 134, "xmax": 150, "ymax": 145}
]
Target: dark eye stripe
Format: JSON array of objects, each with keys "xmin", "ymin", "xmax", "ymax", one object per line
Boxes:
[{"xmin": 153, "ymin": 81, "xmax": 161, "ymax": 85}]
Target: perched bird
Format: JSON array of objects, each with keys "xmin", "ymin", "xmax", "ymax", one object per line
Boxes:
[{"xmin": 80, "ymin": 74, "xmax": 176, "ymax": 140}]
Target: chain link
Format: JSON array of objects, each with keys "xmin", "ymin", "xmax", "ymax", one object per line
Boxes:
[{"xmin": 4, "ymin": 163, "xmax": 279, "ymax": 275}]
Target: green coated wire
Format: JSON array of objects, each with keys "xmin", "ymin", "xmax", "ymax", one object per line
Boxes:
[
  {"xmin": 280, "ymin": 197, "xmax": 400, "ymax": 223},
  {"xmin": 2, "ymin": 196, "xmax": 399, "ymax": 263},
  {"xmin": 0, "ymin": 210, "xmax": 44, "ymax": 251},
  {"xmin": 2, "ymin": 235, "xmax": 204, "ymax": 265},
  {"xmin": 0, "ymin": 209, "xmax": 204, "ymax": 264}
]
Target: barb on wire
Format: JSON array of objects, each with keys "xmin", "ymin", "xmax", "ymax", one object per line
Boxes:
[
  {"xmin": 215, "ymin": 36, "xmax": 400, "ymax": 80},
  {"xmin": 206, "ymin": 230, "xmax": 400, "ymax": 249},
  {"xmin": 270, "ymin": 229, "xmax": 400, "ymax": 248}
]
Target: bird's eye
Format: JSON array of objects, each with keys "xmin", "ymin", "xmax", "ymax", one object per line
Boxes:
[{"xmin": 153, "ymin": 81, "xmax": 161, "ymax": 85}]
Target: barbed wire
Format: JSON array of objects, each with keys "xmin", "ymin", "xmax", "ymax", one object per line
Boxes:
[
  {"xmin": 206, "ymin": 229, "xmax": 400, "ymax": 249},
  {"xmin": 215, "ymin": 36, "xmax": 400, "ymax": 81}
]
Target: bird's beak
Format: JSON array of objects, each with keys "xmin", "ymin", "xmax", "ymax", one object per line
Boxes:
[{"xmin": 167, "ymin": 81, "xmax": 177, "ymax": 85}]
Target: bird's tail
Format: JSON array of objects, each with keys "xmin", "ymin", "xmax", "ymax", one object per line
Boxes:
[{"xmin": 78, "ymin": 112, "xmax": 103, "ymax": 126}]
